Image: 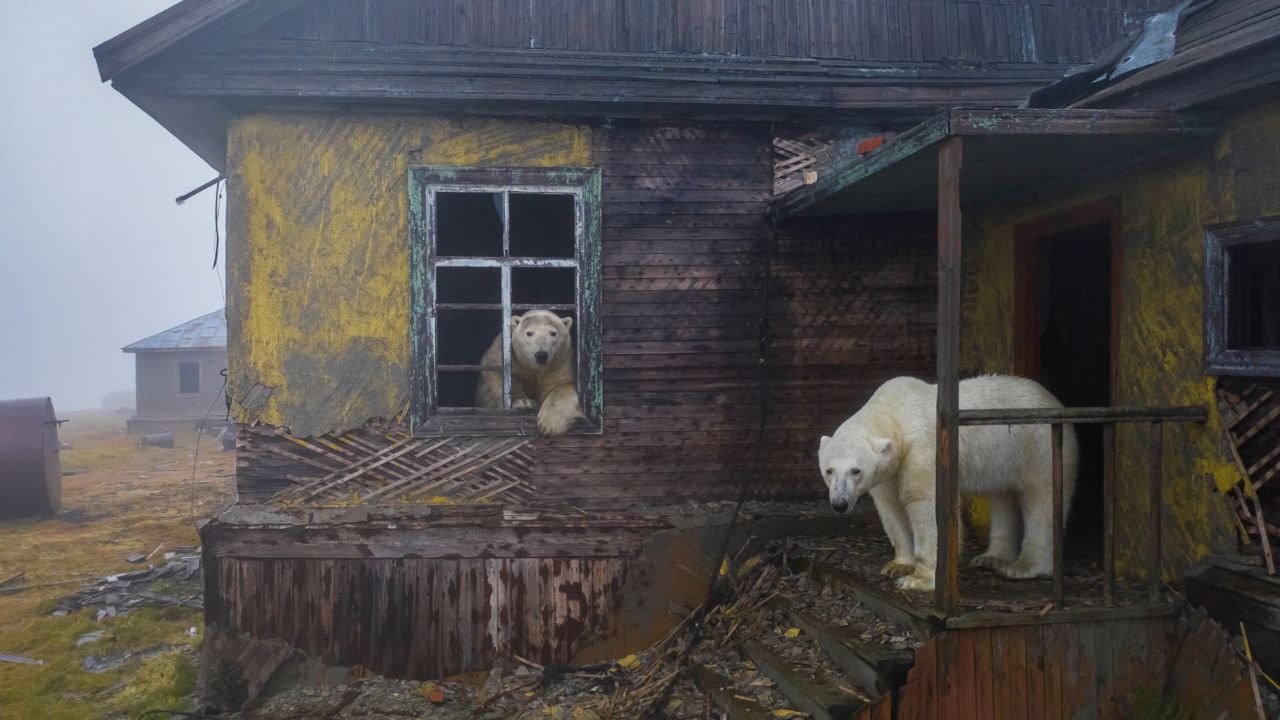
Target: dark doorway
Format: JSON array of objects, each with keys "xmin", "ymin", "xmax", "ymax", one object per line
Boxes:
[{"xmin": 1015, "ymin": 203, "xmax": 1117, "ymax": 561}]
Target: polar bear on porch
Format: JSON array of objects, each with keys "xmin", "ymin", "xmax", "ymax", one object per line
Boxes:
[
  {"xmin": 475, "ymin": 309, "xmax": 585, "ymax": 436},
  {"xmin": 818, "ymin": 375, "xmax": 1078, "ymax": 592}
]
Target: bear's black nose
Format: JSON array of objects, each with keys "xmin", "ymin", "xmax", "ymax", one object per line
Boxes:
[
  {"xmin": 831, "ymin": 500, "xmax": 849, "ymax": 514},
  {"xmin": 535, "ymin": 351, "xmax": 549, "ymax": 364}
]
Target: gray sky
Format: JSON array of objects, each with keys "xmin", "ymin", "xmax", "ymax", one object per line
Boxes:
[{"xmin": 0, "ymin": 1, "xmax": 225, "ymax": 412}]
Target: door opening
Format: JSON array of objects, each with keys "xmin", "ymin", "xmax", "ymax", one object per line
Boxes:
[{"xmin": 1015, "ymin": 203, "xmax": 1118, "ymax": 561}]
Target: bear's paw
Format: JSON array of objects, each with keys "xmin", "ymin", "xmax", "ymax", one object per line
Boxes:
[
  {"xmin": 970, "ymin": 553, "xmax": 1015, "ymax": 571},
  {"xmin": 513, "ymin": 399, "xmax": 537, "ymax": 410},
  {"xmin": 996, "ymin": 558, "xmax": 1052, "ymax": 580},
  {"xmin": 896, "ymin": 572, "xmax": 935, "ymax": 592},
  {"xmin": 880, "ymin": 559, "xmax": 915, "ymax": 578}
]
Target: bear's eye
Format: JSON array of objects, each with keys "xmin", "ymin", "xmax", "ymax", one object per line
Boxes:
[
  {"xmin": 825, "ymin": 468, "xmax": 833, "ymax": 475},
  {"xmin": 851, "ymin": 468, "xmax": 862, "ymax": 476},
  {"xmin": 526, "ymin": 331, "xmax": 533, "ymax": 337},
  {"xmin": 550, "ymin": 331, "xmax": 557, "ymax": 337}
]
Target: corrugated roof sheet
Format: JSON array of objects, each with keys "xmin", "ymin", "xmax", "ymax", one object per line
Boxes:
[{"xmin": 123, "ymin": 309, "xmax": 226, "ymax": 352}]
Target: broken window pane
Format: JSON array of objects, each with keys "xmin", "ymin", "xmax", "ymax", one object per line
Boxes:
[
  {"xmin": 1227, "ymin": 241, "xmax": 1280, "ymax": 350},
  {"xmin": 512, "ymin": 267, "xmax": 576, "ymax": 310},
  {"xmin": 509, "ymin": 193, "xmax": 575, "ymax": 258},
  {"xmin": 437, "ymin": 267, "xmax": 501, "ymax": 305},
  {"xmin": 436, "ymin": 191, "xmax": 504, "ymax": 257}
]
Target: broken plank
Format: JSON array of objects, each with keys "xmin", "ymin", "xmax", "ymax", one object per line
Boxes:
[
  {"xmin": 740, "ymin": 638, "xmax": 866, "ymax": 720},
  {"xmin": 0, "ymin": 653, "xmax": 45, "ymax": 666},
  {"xmin": 690, "ymin": 665, "xmax": 773, "ymax": 720}
]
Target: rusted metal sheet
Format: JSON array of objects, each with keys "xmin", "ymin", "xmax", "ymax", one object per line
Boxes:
[{"xmin": 0, "ymin": 397, "xmax": 62, "ymax": 520}]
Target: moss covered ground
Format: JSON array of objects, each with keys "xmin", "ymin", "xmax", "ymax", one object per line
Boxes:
[{"xmin": 0, "ymin": 410, "xmax": 234, "ymax": 719}]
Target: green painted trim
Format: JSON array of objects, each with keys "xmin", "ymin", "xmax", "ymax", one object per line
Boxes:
[{"xmin": 778, "ymin": 112, "xmax": 950, "ymax": 219}]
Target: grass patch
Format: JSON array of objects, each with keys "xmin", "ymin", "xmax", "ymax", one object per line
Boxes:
[{"xmin": 0, "ymin": 411, "xmax": 233, "ymax": 719}]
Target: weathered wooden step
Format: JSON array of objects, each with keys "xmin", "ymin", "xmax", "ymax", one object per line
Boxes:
[
  {"xmin": 797, "ymin": 558, "xmax": 938, "ymax": 638},
  {"xmin": 689, "ymin": 665, "xmax": 772, "ymax": 720},
  {"xmin": 738, "ymin": 638, "xmax": 866, "ymax": 720},
  {"xmin": 773, "ymin": 596, "xmax": 914, "ymax": 698}
]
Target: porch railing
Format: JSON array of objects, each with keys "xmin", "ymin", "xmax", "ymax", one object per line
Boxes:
[{"xmin": 935, "ymin": 405, "xmax": 1208, "ymax": 616}]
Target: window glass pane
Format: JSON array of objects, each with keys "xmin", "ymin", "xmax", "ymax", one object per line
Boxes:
[
  {"xmin": 436, "ymin": 309, "xmax": 501, "ymax": 368},
  {"xmin": 509, "ymin": 193, "xmax": 575, "ymax": 258},
  {"xmin": 436, "ymin": 192, "xmax": 504, "ymax": 257},
  {"xmin": 437, "ymin": 267, "xmax": 501, "ymax": 305},
  {"xmin": 178, "ymin": 362, "xmax": 200, "ymax": 394},
  {"xmin": 1228, "ymin": 241, "xmax": 1280, "ymax": 350},
  {"xmin": 438, "ymin": 370, "xmax": 482, "ymax": 408},
  {"xmin": 512, "ymin": 267, "xmax": 576, "ymax": 310}
]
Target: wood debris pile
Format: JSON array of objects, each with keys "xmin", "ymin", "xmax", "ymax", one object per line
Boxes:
[{"xmin": 49, "ymin": 552, "xmax": 203, "ymax": 619}]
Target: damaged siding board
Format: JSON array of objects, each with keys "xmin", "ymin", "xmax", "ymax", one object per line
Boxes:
[{"xmin": 206, "ymin": 556, "xmax": 627, "ymax": 678}]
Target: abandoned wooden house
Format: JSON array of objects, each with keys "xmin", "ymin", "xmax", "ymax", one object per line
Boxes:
[
  {"xmin": 122, "ymin": 308, "xmax": 228, "ymax": 432},
  {"xmin": 95, "ymin": 0, "xmax": 1279, "ymax": 717}
]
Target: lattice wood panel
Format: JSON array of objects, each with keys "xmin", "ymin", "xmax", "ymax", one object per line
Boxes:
[
  {"xmin": 245, "ymin": 423, "xmax": 537, "ymax": 506},
  {"xmin": 1216, "ymin": 380, "xmax": 1279, "ymax": 575}
]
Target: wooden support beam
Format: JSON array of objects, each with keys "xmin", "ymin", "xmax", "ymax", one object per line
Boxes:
[
  {"xmin": 1149, "ymin": 421, "xmax": 1164, "ymax": 604},
  {"xmin": 934, "ymin": 135, "xmax": 963, "ymax": 616},
  {"xmin": 1052, "ymin": 423, "xmax": 1065, "ymax": 609},
  {"xmin": 1103, "ymin": 423, "xmax": 1116, "ymax": 607}
]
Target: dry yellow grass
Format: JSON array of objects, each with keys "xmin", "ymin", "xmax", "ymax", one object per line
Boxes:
[{"xmin": 0, "ymin": 410, "xmax": 235, "ymax": 719}]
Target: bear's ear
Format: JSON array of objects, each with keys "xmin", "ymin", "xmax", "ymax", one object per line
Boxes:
[
  {"xmin": 819, "ymin": 435, "xmax": 831, "ymax": 450},
  {"xmin": 510, "ymin": 315, "xmax": 524, "ymax": 328},
  {"xmin": 871, "ymin": 437, "xmax": 893, "ymax": 455},
  {"xmin": 559, "ymin": 316, "xmax": 574, "ymax": 332}
]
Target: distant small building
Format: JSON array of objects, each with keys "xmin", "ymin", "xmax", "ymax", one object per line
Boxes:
[{"xmin": 122, "ymin": 309, "xmax": 227, "ymax": 433}]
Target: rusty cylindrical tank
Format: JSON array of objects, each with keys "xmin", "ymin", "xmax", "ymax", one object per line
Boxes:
[{"xmin": 0, "ymin": 397, "xmax": 62, "ymax": 520}]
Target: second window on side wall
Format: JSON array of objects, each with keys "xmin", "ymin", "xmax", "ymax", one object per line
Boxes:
[
  {"xmin": 409, "ymin": 168, "xmax": 602, "ymax": 435},
  {"xmin": 1205, "ymin": 216, "xmax": 1280, "ymax": 376},
  {"xmin": 178, "ymin": 361, "xmax": 201, "ymax": 394}
]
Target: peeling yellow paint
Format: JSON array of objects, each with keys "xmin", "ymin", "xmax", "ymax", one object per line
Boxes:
[
  {"xmin": 961, "ymin": 101, "xmax": 1280, "ymax": 578},
  {"xmin": 226, "ymin": 114, "xmax": 590, "ymax": 436}
]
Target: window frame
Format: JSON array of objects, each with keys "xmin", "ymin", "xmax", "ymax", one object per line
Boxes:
[
  {"xmin": 177, "ymin": 360, "xmax": 202, "ymax": 395},
  {"xmin": 408, "ymin": 166, "xmax": 603, "ymax": 436},
  {"xmin": 1204, "ymin": 215, "xmax": 1280, "ymax": 377}
]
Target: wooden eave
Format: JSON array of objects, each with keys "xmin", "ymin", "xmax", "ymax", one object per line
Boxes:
[
  {"xmin": 93, "ymin": 0, "xmax": 307, "ymax": 81},
  {"xmin": 777, "ymin": 107, "xmax": 1220, "ymax": 218}
]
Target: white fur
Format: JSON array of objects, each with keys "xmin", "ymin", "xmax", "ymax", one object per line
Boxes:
[
  {"xmin": 474, "ymin": 310, "xmax": 585, "ymax": 436},
  {"xmin": 817, "ymin": 375, "xmax": 1078, "ymax": 592}
]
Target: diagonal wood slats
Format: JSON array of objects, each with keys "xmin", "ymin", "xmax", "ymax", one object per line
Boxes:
[{"xmin": 249, "ymin": 423, "xmax": 537, "ymax": 506}]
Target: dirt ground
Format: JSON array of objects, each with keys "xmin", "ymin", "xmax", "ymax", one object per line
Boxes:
[{"xmin": 0, "ymin": 409, "xmax": 236, "ymax": 720}]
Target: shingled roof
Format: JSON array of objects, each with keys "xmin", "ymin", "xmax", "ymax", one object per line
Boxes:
[{"xmin": 122, "ymin": 309, "xmax": 226, "ymax": 353}]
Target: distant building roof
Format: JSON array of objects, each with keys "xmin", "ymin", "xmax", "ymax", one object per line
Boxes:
[{"xmin": 123, "ymin": 309, "xmax": 226, "ymax": 353}]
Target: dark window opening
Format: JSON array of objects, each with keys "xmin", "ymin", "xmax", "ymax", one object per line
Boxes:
[
  {"xmin": 1205, "ymin": 216, "xmax": 1280, "ymax": 376},
  {"xmin": 410, "ymin": 168, "xmax": 602, "ymax": 436},
  {"xmin": 178, "ymin": 362, "xmax": 201, "ymax": 394},
  {"xmin": 1227, "ymin": 241, "xmax": 1280, "ymax": 351},
  {"xmin": 436, "ymin": 192, "xmax": 503, "ymax": 257},
  {"xmin": 510, "ymin": 193, "xmax": 575, "ymax": 258}
]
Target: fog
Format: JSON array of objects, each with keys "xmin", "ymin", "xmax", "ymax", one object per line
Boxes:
[{"xmin": 0, "ymin": 2, "xmax": 225, "ymax": 413}]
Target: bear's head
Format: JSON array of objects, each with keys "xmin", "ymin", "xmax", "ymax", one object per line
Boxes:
[
  {"xmin": 512, "ymin": 310, "xmax": 573, "ymax": 369},
  {"xmin": 817, "ymin": 433, "xmax": 895, "ymax": 514}
]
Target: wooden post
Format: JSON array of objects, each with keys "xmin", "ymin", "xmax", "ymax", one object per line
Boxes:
[
  {"xmin": 1149, "ymin": 421, "xmax": 1163, "ymax": 604},
  {"xmin": 935, "ymin": 135, "xmax": 963, "ymax": 616},
  {"xmin": 1052, "ymin": 422, "xmax": 1065, "ymax": 609},
  {"xmin": 1103, "ymin": 423, "xmax": 1116, "ymax": 607}
]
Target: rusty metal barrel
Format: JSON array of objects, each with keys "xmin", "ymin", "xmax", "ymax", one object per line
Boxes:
[{"xmin": 0, "ymin": 397, "xmax": 62, "ymax": 520}]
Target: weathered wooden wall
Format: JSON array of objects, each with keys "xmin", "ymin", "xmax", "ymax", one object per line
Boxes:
[
  {"xmin": 249, "ymin": 0, "xmax": 1162, "ymax": 64},
  {"xmin": 960, "ymin": 100, "xmax": 1280, "ymax": 577},
  {"xmin": 206, "ymin": 557, "xmax": 625, "ymax": 678},
  {"xmin": 229, "ymin": 115, "xmax": 936, "ymax": 507},
  {"xmin": 882, "ymin": 612, "xmax": 1257, "ymax": 720}
]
